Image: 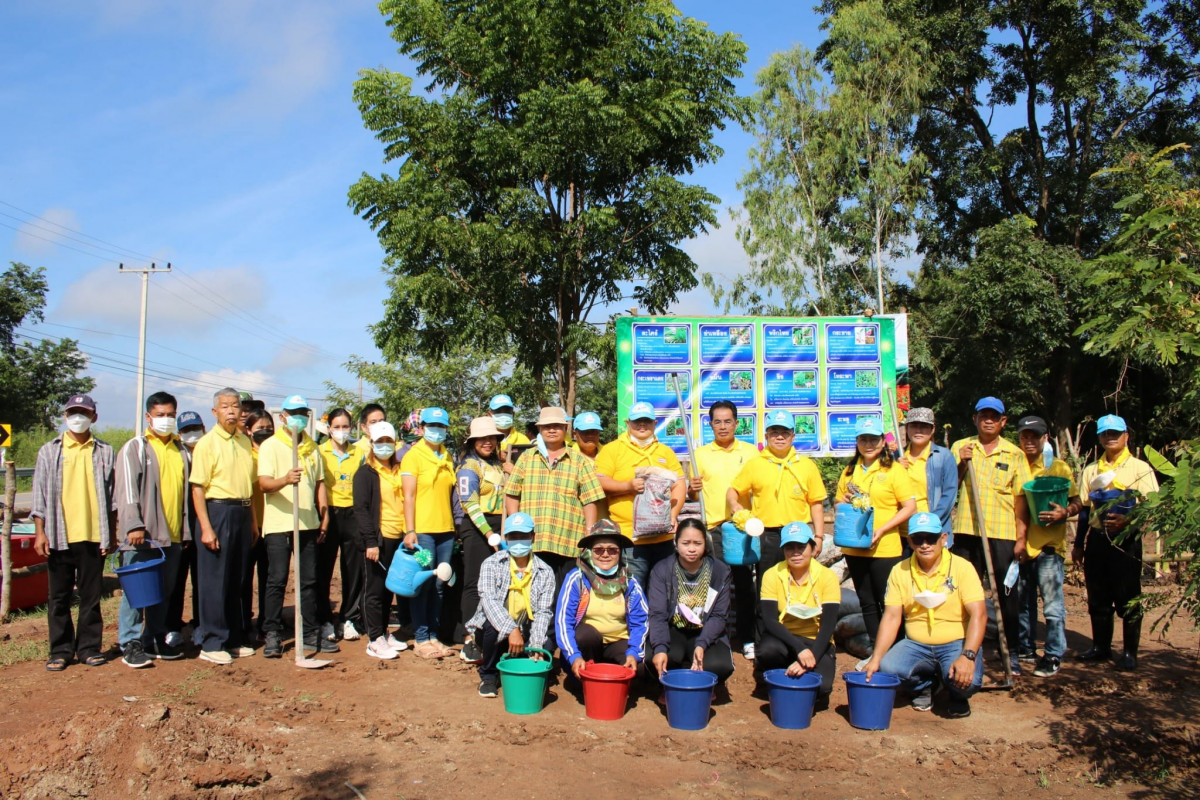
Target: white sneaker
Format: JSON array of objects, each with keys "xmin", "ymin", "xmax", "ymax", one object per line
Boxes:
[
  {"xmin": 387, "ymin": 633, "xmax": 409, "ymax": 652},
  {"xmin": 227, "ymin": 645, "xmax": 256, "ymax": 658},
  {"xmin": 366, "ymin": 637, "xmax": 398, "ymax": 660},
  {"xmin": 343, "ymin": 621, "xmax": 361, "ymax": 641},
  {"xmin": 199, "ymin": 649, "xmax": 233, "ymax": 665},
  {"xmin": 742, "ymin": 643, "xmax": 756, "ymax": 661},
  {"xmin": 164, "ymin": 631, "xmax": 183, "ymax": 648}
]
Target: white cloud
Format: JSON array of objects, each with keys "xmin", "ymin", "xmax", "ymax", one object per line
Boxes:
[{"xmin": 12, "ymin": 207, "xmax": 82, "ymax": 255}]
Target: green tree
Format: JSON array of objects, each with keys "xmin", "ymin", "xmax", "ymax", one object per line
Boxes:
[
  {"xmin": 349, "ymin": 0, "xmax": 747, "ymax": 415},
  {"xmin": 0, "ymin": 263, "xmax": 93, "ymax": 430}
]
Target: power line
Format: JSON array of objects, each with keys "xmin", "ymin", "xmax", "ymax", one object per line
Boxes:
[
  {"xmin": 0, "ymin": 210, "xmax": 145, "ymax": 262},
  {"xmin": 0, "ymin": 199, "xmax": 158, "ymax": 261},
  {"xmin": 0, "ymin": 219, "xmax": 124, "ymax": 263}
]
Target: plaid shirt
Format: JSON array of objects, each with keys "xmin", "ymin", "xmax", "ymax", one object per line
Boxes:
[
  {"xmin": 505, "ymin": 447, "xmax": 604, "ymax": 558},
  {"xmin": 951, "ymin": 436, "xmax": 1032, "ymax": 541},
  {"xmin": 465, "ymin": 550, "xmax": 557, "ymax": 649},
  {"xmin": 30, "ymin": 435, "xmax": 117, "ymax": 551}
]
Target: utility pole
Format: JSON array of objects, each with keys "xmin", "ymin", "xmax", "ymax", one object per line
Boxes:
[{"xmin": 119, "ymin": 262, "xmax": 171, "ymax": 428}]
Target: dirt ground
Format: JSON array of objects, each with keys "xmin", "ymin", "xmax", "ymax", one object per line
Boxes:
[{"xmin": 1, "ymin": 571, "xmax": 1197, "ymax": 799}]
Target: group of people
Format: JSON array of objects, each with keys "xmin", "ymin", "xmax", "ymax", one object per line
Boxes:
[{"xmin": 30, "ymin": 387, "xmax": 1158, "ymax": 720}]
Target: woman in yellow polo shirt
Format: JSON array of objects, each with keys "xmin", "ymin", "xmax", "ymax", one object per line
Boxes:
[
  {"xmin": 836, "ymin": 417, "xmax": 916, "ymax": 649},
  {"xmin": 756, "ymin": 522, "xmax": 841, "ymax": 705},
  {"xmin": 317, "ymin": 408, "xmax": 365, "ymax": 643},
  {"xmin": 400, "ymin": 406, "xmax": 458, "ymax": 659},
  {"xmin": 242, "ymin": 408, "xmax": 273, "ymax": 642}
]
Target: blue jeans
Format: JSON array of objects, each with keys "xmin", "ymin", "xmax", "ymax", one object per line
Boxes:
[
  {"xmin": 879, "ymin": 638, "xmax": 984, "ymax": 702},
  {"xmin": 624, "ymin": 540, "xmax": 675, "ymax": 590},
  {"xmin": 118, "ymin": 543, "xmax": 182, "ymax": 647},
  {"xmin": 412, "ymin": 533, "xmax": 455, "ymax": 643},
  {"xmin": 1019, "ymin": 550, "xmax": 1066, "ymax": 658}
]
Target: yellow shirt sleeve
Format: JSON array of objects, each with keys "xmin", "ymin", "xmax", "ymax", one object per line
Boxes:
[
  {"xmin": 189, "ymin": 436, "xmax": 213, "ymax": 488},
  {"xmin": 801, "ymin": 458, "xmax": 828, "ymax": 503},
  {"xmin": 729, "ymin": 459, "xmax": 756, "ymax": 497},
  {"xmin": 956, "ymin": 558, "xmax": 985, "ymax": 605},
  {"xmin": 884, "ymin": 562, "xmax": 907, "ymax": 607},
  {"xmin": 399, "ymin": 447, "xmax": 419, "ymax": 477},
  {"xmin": 593, "ymin": 442, "xmax": 617, "ymax": 477},
  {"xmin": 888, "ymin": 465, "xmax": 916, "ymax": 503},
  {"xmin": 759, "ymin": 563, "xmax": 786, "ymax": 605},
  {"xmin": 816, "ymin": 565, "xmax": 841, "ymax": 606},
  {"xmin": 835, "ymin": 470, "xmax": 850, "ymax": 502},
  {"xmin": 661, "ymin": 447, "xmax": 684, "ymax": 478},
  {"xmin": 1129, "ymin": 462, "xmax": 1160, "ymax": 496}
]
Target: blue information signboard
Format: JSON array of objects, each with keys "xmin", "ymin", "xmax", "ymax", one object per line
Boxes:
[
  {"xmin": 698, "ymin": 324, "xmax": 755, "ymax": 364},
  {"xmin": 827, "ymin": 411, "xmax": 883, "ymax": 451},
  {"xmin": 788, "ymin": 411, "xmax": 821, "ymax": 452},
  {"xmin": 763, "ymin": 368, "xmax": 819, "ymax": 408},
  {"xmin": 633, "ymin": 370, "xmax": 693, "ymax": 411},
  {"xmin": 632, "ymin": 323, "xmax": 691, "ymax": 365},
  {"xmin": 825, "ymin": 323, "xmax": 881, "ymax": 364},
  {"xmin": 762, "ymin": 324, "xmax": 818, "ymax": 364},
  {"xmin": 699, "ymin": 368, "xmax": 756, "ymax": 408},
  {"xmin": 826, "ymin": 367, "xmax": 881, "ymax": 407},
  {"xmin": 653, "ymin": 415, "xmax": 689, "ymax": 454}
]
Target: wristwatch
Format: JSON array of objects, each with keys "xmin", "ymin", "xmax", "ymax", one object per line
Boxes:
[{"xmin": 961, "ymin": 649, "xmax": 978, "ymax": 662}]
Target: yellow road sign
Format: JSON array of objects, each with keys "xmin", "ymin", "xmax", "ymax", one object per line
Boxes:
[{"xmin": 0, "ymin": 424, "xmax": 9, "ymax": 448}]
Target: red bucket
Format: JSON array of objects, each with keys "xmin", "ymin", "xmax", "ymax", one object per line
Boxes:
[{"xmin": 580, "ymin": 661, "xmax": 635, "ymax": 721}]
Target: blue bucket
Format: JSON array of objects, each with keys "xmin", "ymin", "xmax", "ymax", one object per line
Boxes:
[
  {"xmin": 660, "ymin": 670, "xmax": 718, "ymax": 730},
  {"xmin": 843, "ymin": 671, "xmax": 900, "ymax": 730},
  {"xmin": 833, "ymin": 503, "xmax": 874, "ymax": 548},
  {"xmin": 113, "ymin": 544, "xmax": 167, "ymax": 610},
  {"xmin": 763, "ymin": 669, "xmax": 822, "ymax": 729},
  {"xmin": 719, "ymin": 522, "xmax": 761, "ymax": 566},
  {"xmin": 1090, "ymin": 489, "xmax": 1136, "ymax": 520}
]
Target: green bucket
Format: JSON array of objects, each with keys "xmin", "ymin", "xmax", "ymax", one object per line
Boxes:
[
  {"xmin": 497, "ymin": 647, "xmax": 553, "ymax": 715},
  {"xmin": 1023, "ymin": 476, "xmax": 1071, "ymax": 518}
]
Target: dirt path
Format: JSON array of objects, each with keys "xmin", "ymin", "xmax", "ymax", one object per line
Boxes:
[{"xmin": 1, "ymin": 582, "xmax": 1196, "ymax": 798}]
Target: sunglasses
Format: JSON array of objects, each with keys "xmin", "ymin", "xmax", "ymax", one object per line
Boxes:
[
  {"xmin": 591, "ymin": 546, "xmax": 621, "ymax": 556},
  {"xmin": 908, "ymin": 533, "xmax": 941, "ymax": 547}
]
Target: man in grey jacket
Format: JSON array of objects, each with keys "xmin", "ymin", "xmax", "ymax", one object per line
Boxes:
[{"xmin": 114, "ymin": 391, "xmax": 192, "ymax": 667}]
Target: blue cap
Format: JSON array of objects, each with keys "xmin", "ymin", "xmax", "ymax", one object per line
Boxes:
[
  {"xmin": 282, "ymin": 394, "xmax": 309, "ymax": 411},
  {"xmin": 854, "ymin": 417, "xmax": 884, "ymax": 437},
  {"xmin": 574, "ymin": 411, "xmax": 603, "ymax": 432},
  {"xmin": 975, "ymin": 396, "xmax": 1005, "ymax": 414},
  {"xmin": 1097, "ymin": 414, "xmax": 1127, "ymax": 434},
  {"xmin": 780, "ymin": 521, "xmax": 815, "ymax": 547},
  {"xmin": 504, "ymin": 512, "xmax": 535, "ymax": 534},
  {"xmin": 908, "ymin": 512, "xmax": 943, "ymax": 535},
  {"xmin": 177, "ymin": 411, "xmax": 204, "ymax": 430},
  {"xmin": 764, "ymin": 409, "xmax": 794, "ymax": 430},
  {"xmin": 489, "ymin": 394, "xmax": 514, "ymax": 411},
  {"xmin": 421, "ymin": 406, "xmax": 450, "ymax": 425},
  {"xmin": 628, "ymin": 402, "xmax": 656, "ymax": 421}
]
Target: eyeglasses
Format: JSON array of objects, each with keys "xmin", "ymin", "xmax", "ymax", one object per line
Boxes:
[
  {"xmin": 908, "ymin": 533, "xmax": 941, "ymax": 547},
  {"xmin": 591, "ymin": 546, "xmax": 621, "ymax": 556}
]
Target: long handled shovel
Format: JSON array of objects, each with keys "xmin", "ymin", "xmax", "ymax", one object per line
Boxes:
[
  {"xmin": 965, "ymin": 456, "xmax": 1013, "ymax": 690},
  {"xmin": 293, "ymin": 429, "xmax": 332, "ymax": 669},
  {"xmin": 670, "ymin": 372, "xmax": 706, "ymax": 528}
]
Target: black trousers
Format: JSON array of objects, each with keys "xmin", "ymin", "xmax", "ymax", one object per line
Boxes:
[
  {"xmin": 477, "ymin": 617, "xmax": 536, "ymax": 680},
  {"xmin": 845, "ymin": 554, "xmax": 905, "ymax": 645},
  {"xmin": 166, "ymin": 541, "xmax": 200, "ymax": 632},
  {"xmin": 952, "ymin": 534, "xmax": 1021, "ymax": 655},
  {"xmin": 317, "ymin": 507, "xmax": 364, "ymax": 629},
  {"xmin": 240, "ymin": 535, "xmax": 268, "ymax": 635},
  {"xmin": 459, "ymin": 515, "xmax": 500, "ymax": 632},
  {"xmin": 709, "ymin": 525, "xmax": 757, "ymax": 647},
  {"xmin": 662, "ymin": 626, "xmax": 735, "ymax": 683},
  {"xmin": 363, "ymin": 537, "xmax": 402, "ymax": 641},
  {"xmin": 47, "ymin": 542, "xmax": 105, "ymax": 660},
  {"xmin": 1085, "ymin": 531, "xmax": 1144, "ymax": 620},
  {"xmin": 263, "ymin": 530, "xmax": 319, "ymax": 641},
  {"xmin": 755, "ymin": 630, "xmax": 836, "ymax": 696},
  {"xmin": 195, "ymin": 502, "xmax": 253, "ymax": 652},
  {"xmin": 754, "ymin": 527, "xmax": 784, "ymax": 594},
  {"xmin": 571, "ymin": 622, "xmax": 635, "ymax": 669}
]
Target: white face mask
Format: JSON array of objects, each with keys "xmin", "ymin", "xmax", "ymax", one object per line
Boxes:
[
  {"xmin": 786, "ymin": 603, "xmax": 823, "ymax": 620},
  {"xmin": 149, "ymin": 416, "xmax": 177, "ymax": 435},
  {"xmin": 180, "ymin": 431, "xmax": 203, "ymax": 446},
  {"xmin": 331, "ymin": 430, "xmax": 351, "ymax": 444},
  {"xmin": 66, "ymin": 414, "xmax": 92, "ymax": 434},
  {"xmin": 630, "ymin": 431, "xmax": 654, "ymax": 447},
  {"xmin": 913, "ymin": 590, "xmax": 947, "ymax": 609}
]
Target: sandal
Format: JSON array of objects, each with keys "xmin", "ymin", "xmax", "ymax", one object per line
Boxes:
[
  {"xmin": 45, "ymin": 657, "xmax": 68, "ymax": 672},
  {"xmin": 428, "ymin": 639, "xmax": 455, "ymax": 658},
  {"xmin": 83, "ymin": 655, "xmax": 107, "ymax": 667},
  {"xmin": 416, "ymin": 641, "xmax": 445, "ymax": 660}
]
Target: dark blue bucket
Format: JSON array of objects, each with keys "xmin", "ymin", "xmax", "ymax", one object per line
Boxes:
[
  {"xmin": 660, "ymin": 670, "xmax": 718, "ymax": 730},
  {"xmin": 843, "ymin": 671, "xmax": 900, "ymax": 730},
  {"xmin": 719, "ymin": 522, "xmax": 761, "ymax": 565},
  {"xmin": 763, "ymin": 669, "xmax": 822, "ymax": 729},
  {"xmin": 833, "ymin": 503, "xmax": 874, "ymax": 548},
  {"xmin": 113, "ymin": 544, "xmax": 166, "ymax": 610},
  {"xmin": 1090, "ymin": 489, "xmax": 1136, "ymax": 521}
]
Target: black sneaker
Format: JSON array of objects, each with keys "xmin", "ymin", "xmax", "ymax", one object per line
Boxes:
[
  {"xmin": 150, "ymin": 639, "xmax": 183, "ymax": 661},
  {"xmin": 1033, "ymin": 655, "xmax": 1061, "ymax": 677},
  {"xmin": 911, "ymin": 687, "xmax": 933, "ymax": 712},
  {"xmin": 319, "ymin": 638, "xmax": 340, "ymax": 654},
  {"xmin": 121, "ymin": 641, "xmax": 152, "ymax": 669},
  {"xmin": 263, "ymin": 632, "xmax": 283, "ymax": 659},
  {"xmin": 478, "ymin": 677, "xmax": 499, "ymax": 698},
  {"xmin": 460, "ymin": 639, "xmax": 483, "ymax": 664},
  {"xmin": 1018, "ymin": 650, "xmax": 1038, "ymax": 663},
  {"xmin": 947, "ymin": 698, "xmax": 971, "ymax": 719}
]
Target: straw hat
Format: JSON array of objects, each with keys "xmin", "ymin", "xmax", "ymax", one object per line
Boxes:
[
  {"xmin": 536, "ymin": 406, "xmax": 568, "ymax": 426},
  {"xmin": 466, "ymin": 416, "xmax": 502, "ymax": 441}
]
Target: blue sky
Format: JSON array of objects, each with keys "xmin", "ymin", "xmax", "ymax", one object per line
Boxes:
[{"xmin": 1, "ymin": 0, "xmax": 827, "ymax": 430}]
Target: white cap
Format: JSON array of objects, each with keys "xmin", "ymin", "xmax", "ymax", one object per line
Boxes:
[{"xmin": 369, "ymin": 421, "xmax": 397, "ymax": 441}]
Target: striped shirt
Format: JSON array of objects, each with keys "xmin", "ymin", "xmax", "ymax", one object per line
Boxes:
[
  {"xmin": 505, "ymin": 447, "xmax": 604, "ymax": 558},
  {"xmin": 951, "ymin": 437, "xmax": 1032, "ymax": 541}
]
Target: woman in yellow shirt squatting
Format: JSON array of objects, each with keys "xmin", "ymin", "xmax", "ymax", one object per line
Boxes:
[
  {"xmin": 836, "ymin": 416, "xmax": 916, "ymax": 651},
  {"xmin": 866, "ymin": 512, "xmax": 987, "ymax": 719}
]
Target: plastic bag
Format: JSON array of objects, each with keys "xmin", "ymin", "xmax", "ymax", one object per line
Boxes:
[{"xmin": 632, "ymin": 466, "xmax": 676, "ymax": 539}]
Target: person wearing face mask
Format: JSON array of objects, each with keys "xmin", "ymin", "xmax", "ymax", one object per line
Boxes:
[
  {"xmin": 454, "ymin": 416, "xmax": 506, "ymax": 664},
  {"xmin": 354, "ymin": 403, "xmax": 387, "ymax": 460},
  {"xmin": 255, "ymin": 395, "xmax": 330, "ymax": 658},
  {"xmin": 595, "ymin": 402, "xmax": 686, "ymax": 589},
  {"xmin": 755, "ymin": 522, "xmax": 841, "ymax": 704},
  {"xmin": 1074, "ymin": 415, "xmax": 1159, "ymax": 672},
  {"xmin": 572, "ymin": 411, "xmax": 604, "ymax": 463},
  {"xmin": 317, "ymin": 408, "xmax": 365, "ymax": 644},
  {"xmin": 114, "ymin": 391, "xmax": 191, "ymax": 668},
  {"xmin": 950, "ymin": 397, "xmax": 1032, "ymax": 677},
  {"xmin": 241, "ymin": 408, "xmax": 274, "ymax": 642},
  {"xmin": 487, "ymin": 394, "xmax": 530, "ymax": 473},
  {"xmin": 165, "ymin": 411, "xmax": 206, "ymax": 647},
  {"xmin": 837, "ymin": 417, "xmax": 918, "ymax": 650},
  {"xmin": 556, "ymin": 520, "xmax": 649, "ymax": 683},
  {"xmin": 896, "ymin": 408, "xmax": 958, "ymax": 548},
  {"xmin": 867, "ymin": 512, "xmax": 986, "ymax": 718},
  {"xmin": 32, "ymin": 394, "xmax": 118, "ymax": 672},
  {"xmin": 466, "ymin": 512, "xmax": 556, "ymax": 698},
  {"xmin": 400, "ymin": 407, "xmax": 458, "ymax": 659},
  {"xmin": 646, "ymin": 518, "xmax": 734, "ymax": 691}
]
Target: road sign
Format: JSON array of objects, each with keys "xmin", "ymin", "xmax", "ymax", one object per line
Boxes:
[{"xmin": 0, "ymin": 424, "xmax": 9, "ymax": 448}]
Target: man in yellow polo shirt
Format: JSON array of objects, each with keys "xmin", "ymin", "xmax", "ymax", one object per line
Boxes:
[
  {"xmin": 693, "ymin": 400, "xmax": 761, "ymax": 659},
  {"xmin": 32, "ymin": 394, "xmax": 117, "ymax": 672},
  {"xmin": 190, "ymin": 387, "xmax": 257, "ymax": 665},
  {"xmin": 594, "ymin": 401, "xmax": 685, "ymax": 588},
  {"xmin": 867, "ymin": 512, "xmax": 986, "ymax": 718},
  {"xmin": 115, "ymin": 391, "xmax": 191, "ymax": 668},
  {"xmin": 950, "ymin": 396, "xmax": 1031, "ymax": 676}
]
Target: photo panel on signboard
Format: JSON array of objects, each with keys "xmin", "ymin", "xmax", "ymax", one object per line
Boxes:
[
  {"xmin": 654, "ymin": 413, "xmax": 690, "ymax": 456},
  {"xmin": 763, "ymin": 367, "xmax": 819, "ymax": 408},
  {"xmin": 762, "ymin": 410, "xmax": 821, "ymax": 453},
  {"xmin": 632, "ymin": 322, "xmax": 692, "ymax": 365},
  {"xmin": 632, "ymin": 369, "xmax": 693, "ymax": 411},
  {"xmin": 700, "ymin": 411, "xmax": 759, "ymax": 447},
  {"xmin": 825, "ymin": 366, "xmax": 882, "ymax": 407},
  {"xmin": 699, "ymin": 367, "xmax": 756, "ymax": 409},
  {"xmin": 824, "ymin": 322, "xmax": 881, "ymax": 364},
  {"xmin": 698, "ymin": 323, "xmax": 755, "ymax": 365},
  {"xmin": 762, "ymin": 322, "xmax": 819, "ymax": 364},
  {"xmin": 826, "ymin": 410, "xmax": 884, "ymax": 453}
]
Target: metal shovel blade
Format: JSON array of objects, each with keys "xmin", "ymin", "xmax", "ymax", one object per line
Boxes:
[{"xmin": 294, "ymin": 656, "xmax": 333, "ymax": 669}]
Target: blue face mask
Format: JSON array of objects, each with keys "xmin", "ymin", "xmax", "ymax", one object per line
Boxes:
[
  {"xmin": 373, "ymin": 443, "xmax": 396, "ymax": 459},
  {"xmin": 286, "ymin": 414, "xmax": 308, "ymax": 433},
  {"xmin": 595, "ymin": 563, "xmax": 620, "ymax": 577},
  {"xmin": 424, "ymin": 427, "xmax": 447, "ymax": 446},
  {"xmin": 492, "ymin": 414, "xmax": 514, "ymax": 430},
  {"xmin": 505, "ymin": 539, "xmax": 533, "ymax": 557}
]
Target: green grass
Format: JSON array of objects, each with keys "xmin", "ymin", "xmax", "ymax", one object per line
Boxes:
[
  {"xmin": 1037, "ymin": 769, "xmax": 1050, "ymax": 789},
  {"xmin": 155, "ymin": 669, "xmax": 209, "ymax": 702},
  {"xmin": 0, "ymin": 636, "xmax": 47, "ymax": 666}
]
